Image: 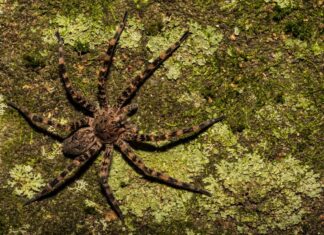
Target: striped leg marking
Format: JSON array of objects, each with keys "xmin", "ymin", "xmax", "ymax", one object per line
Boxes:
[
  {"xmin": 115, "ymin": 104, "xmax": 138, "ymax": 124},
  {"xmin": 116, "ymin": 31, "xmax": 191, "ymax": 108},
  {"xmin": 24, "ymin": 141, "xmax": 102, "ymax": 205},
  {"xmin": 68, "ymin": 117, "xmax": 91, "ymax": 132},
  {"xmin": 117, "ymin": 140, "xmax": 211, "ymax": 196},
  {"xmin": 98, "ymin": 12, "xmax": 128, "ymax": 108},
  {"xmin": 118, "ymin": 103, "xmax": 138, "ymax": 116},
  {"xmin": 55, "ymin": 32, "xmax": 96, "ymax": 113},
  {"xmin": 8, "ymin": 102, "xmax": 91, "ymax": 137},
  {"xmin": 8, "ymin": 101, "xmax": 67, "ymax": 138},
  {"xmin": 99, "ymin": 145, "xmax": 124, "ymax": 219},
  {"xmin": 133, "ymin": 116, "xmax": 225, "ymax": 142}
]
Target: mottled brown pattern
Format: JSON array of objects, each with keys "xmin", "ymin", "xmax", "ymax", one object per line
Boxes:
[{"xmin": 7, "ymin": 12, "xmax": 225, "ymax": 219}]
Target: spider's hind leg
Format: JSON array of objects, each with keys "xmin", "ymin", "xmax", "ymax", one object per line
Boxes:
[
  {"xmin": 130, "ymin": 116, "xmax": 225, "ymax": 143},
  {"xmin": 99, "ymin": 145, "xmax": 124, "ymax": 219},
  {"xmin": 117, "ymin": 140, "xmax": 211, "ymax": 196},
  {"xmin": 25, "ymin": 140, "xmax": 102, "ymax": 205},
  {"xmin": 116, "ymin": 31, "xmax": 191, "ymax": 108}
]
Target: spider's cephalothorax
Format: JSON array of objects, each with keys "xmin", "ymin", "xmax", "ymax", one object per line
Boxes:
[
  {"xmin": 93, "ymin": 106, "xmax": 132, "ymax": 144},
  {"xmin": 8, "ymin": 12, "xmax": 225, "ymax": 219}
]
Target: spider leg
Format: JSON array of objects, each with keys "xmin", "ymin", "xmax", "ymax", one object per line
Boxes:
[
  {"xmin": 116, "ymin": 31, "xmax": 191, "ymax": 108},
  {"xmin": 8, "ymin": 102, "xmax": 90, "ymax": 134},
  {"xmin": 68, "ymin": 117, "xmax": 91, "ymax": 132},
  {"xmin": 24, "ymin": 140, "xmax": 102, "ymax": 205},
  {"xmin": 118, "ymin": 103, "xmax": 138, "ymax": 116},
  {"xmin": 99, "ymin": 145, "xmax": 124, "ymax": 219},
  {"xmin": 55, "ymin": 32, "xmax": 97, "ymax": 113},
  {"xmin": 117, "ymin": 140, "xmax": 211, "ymax": 196},
  {"xmin": 129, "ymin": 116, "xmax": 225, "ymax": 142},
  {"xmin": 98, "ymin": 12, "xmax": 128, "ymax": 108},
  {"xmin": 8, "ymin": 101, "xmax": 67, "ymax": 139},
  {"xmin": 115, "ymin": 103, "xmax": 138, "ymax": 124}
]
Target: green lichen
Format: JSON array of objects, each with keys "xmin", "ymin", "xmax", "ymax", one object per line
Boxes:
[
  {"xmin": 84, "ymin": 199, "xmax": 104, "ymax": 214},
  {"xmin": 0, "ymin": 95, "xmax": 12, "ymax": 170},
  {"xmin": 0, "ymin": 0, "xmax": 4, "ymax": 14},
  {"xmin": 202, "ymin": 123, "xmax": 238, "ymax": 148},
  {"xmin": 42, "ymin": 14, "xmax": 112, "ymax": 51},
  {"xmin": 185, "ymin": 228, "xmax": 197, "ymax": 235},
  {"xmin": 42, "ymin": 142, "xmax": 61, "ymax": 160},
  {"xmin": 0, "ymin": 94, "xmax": 6, "ymax": 116},
  {"xmin": 8, "ymin": 224, "xmax": 31, "ymax": 235},
  {"xmin": 119, "ymin": 17, "xmax": 144, "ymax": 50},
  {"xmin": 255, "ymin": 104, "xmax": 297, "ymax": 139},
  {"xmin": 253, "ymin": 93, "xmax": 318, "ymax": 144},
  {"xmin": 284, "ymin": 38, "xmax": 308, "ymax": 52},
  {"xmin": 221, "ymin": 0, "xmax": 297, "ymax": 12},
  {"xmin": 267, "ymin": 0, "xmax": 296, "ymax": 9},
  {"xmin": 7, "ymin": 164, "xmax": 45, "ymax": 199},
  {"xmin": 133, "ymin": 0, "xmax": 150, "ymax": 9},
  {"xmin": 311, "ymin": 42, "xmax": 324, "ymax": 56},
  {"xmin": 82, "ymin": 208, "xmax": 113, "ymax": 233},
  {"xmin": 0, "ymin": 0, "xmax": 14, "ymax": 15},
  {"xmin": 178, "ymin": 91, "xmax": 206, "ymax": 108},
  {"xmin": 219, "ymin": 0, "xmax": 239, "ymax": 11},
  {"xmin": 146, "ymin": 18, "xmax": 223, "ymax": 80},
  {"xmin": 199, "ymin": 153, "xmax": 322, "ymax": 234},
  {"xmin": 193, "ymin": 0, "xmax": 215, "ymax": 9},
  {"xmin": 70, "ymin": 180, "xmax": 89, "ymax": 193}
]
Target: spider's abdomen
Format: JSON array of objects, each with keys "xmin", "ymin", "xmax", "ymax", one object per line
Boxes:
[{"xmin": 63, "ymin": 127, "xmax": 99, "ymax": 156}]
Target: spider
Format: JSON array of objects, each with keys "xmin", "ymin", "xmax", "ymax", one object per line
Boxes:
[{"xmin": 8, "ymin": 12, "xmax": 225, "ymax": 219}]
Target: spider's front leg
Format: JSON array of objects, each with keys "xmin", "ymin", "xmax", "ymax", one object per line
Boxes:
[
  {"xmin": 8, "ymin": 101, "xmax": 68, "ymax": 140},
  {"xmin": 7, "ymin": 101, "xmax": 91, "ymax": 140},
  {"xmin": 116, "ymin": 31, "xmax": 191, "ymax": 107},
  {"xmin": 115, "ymin": 103, "xmax": 138, "ymax": 124},
  {"xmin": 55, "ymin": 32, "xmax": 96, "ymax": 114},
  {"xmin": 99, "ymin": 145, "xmax": 124, "ymax": 219},
  {"xmin": 97, "ymin": 12, "xmax": 128, "ymax": 108}
]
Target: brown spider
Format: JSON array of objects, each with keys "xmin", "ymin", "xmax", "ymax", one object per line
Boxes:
[{"xmin": 8, "ymin": 12, "xmax": 225, "ymax": 219}]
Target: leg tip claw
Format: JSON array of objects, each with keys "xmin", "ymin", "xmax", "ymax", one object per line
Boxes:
[
  {"xmin": 200, "ymin": 189, "xmax": 212, "ymax": 197},
  {"xmin": 6, "ymin": 101, "xmax": 16, "ymax": 109},
  {"xmin": 180, "ymin": 31, "xmax": 192, "ymax": 42},
  {"xmin": 24, "ymin": 199, "xmax": 35, "ymax": 206},
  {"xmin": 123, "ymin": 11, "xmax": 128, "ymax": 22},
  {"xmin": 212, "ymin": 115, "xmax": 226, "ymax": 124}
]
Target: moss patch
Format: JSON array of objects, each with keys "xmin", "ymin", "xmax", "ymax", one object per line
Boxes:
[{"xmin": 200, "ymin": 153, "xmax": 322, "ymax": 234}]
